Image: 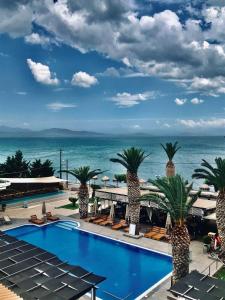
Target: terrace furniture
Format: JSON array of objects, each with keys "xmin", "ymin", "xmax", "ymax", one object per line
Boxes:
[
  {"xmin": 152, "ymin": 228, "xmax": 168, "ymax": 241},
  {"xmin": 46, "ymin": 212, "xmax": 59, "ymax": 222},
  {"xmin": 112, "ymin": 220, "xmax": 128, "ymax": 230},
  {"xmin": 144, "ymin": 226, "xmax": 160, "ymax": 238},
  {"xmin": 93, "ymin": 216, "xmax": 108, "ymax": 224},
  {"xmin": 99, "ymin": 217, "xmax": 114, "ymax": 226},
  {"xmin": 29, "ymin": 215, "xmax": 45, "ymax": 225},
  {"xmin": 3, "ymin": 215, "xmax": 12, "ymax": 225},
  {"xmin": 84, "ymin": 215, "xmax": 105, "ymax": 223}
]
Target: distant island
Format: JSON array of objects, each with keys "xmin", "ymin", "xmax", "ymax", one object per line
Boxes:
[{"xmin": 0, "ymin": 126, "xmax": 103, "ymax": 138}]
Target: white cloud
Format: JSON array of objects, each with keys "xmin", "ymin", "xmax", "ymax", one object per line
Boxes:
[
  {"xmin": 111, "ymin": 91, "xmax": 156, "ymax": 107},
  {"xmin": 178, "ymin": 118, "xmax": 225, "ymax": 128},
  {"xmin": 27, "ymin": 58, "xmax": 59, "ymax": 85},
  {"xmin": 174, "ymin": 98, "xmax": 186, "ymax": 105},
  {"xmin": 25, "ymin": 33, "xmax": 54, "ymax": 46},
  {"xmin": 47, "ymin": 102, "xmax": 76, "ymax": 111},
  {"xmin": 190, "ymin": 97, "xmax": 204, "ymax": 104},
  {"xmin": 3, "ymin": 1, "xmax": 225, "ymax": 96},
  {"xmin": 132, "ymin": 124, "xmax": 141, "ymax": 129},
  {"xmin": 71, "ymin": 71, "xmax": 98, "ymax": 88},
  {"xmin": 16, "ymin": 91, "xmax": 27, "ymax": 95}
]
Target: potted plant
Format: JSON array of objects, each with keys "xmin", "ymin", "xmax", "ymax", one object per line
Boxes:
[{"xmin": 69, "ymin": 197, "xmax": 78, "ymax": 208}]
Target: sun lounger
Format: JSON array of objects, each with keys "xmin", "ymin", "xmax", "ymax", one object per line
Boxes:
[
  {"xmin": 112, "ymin": 220, "xmax": 127, "ymax": 230},
  {"xmin": 144, "ymin": 226, "xmax": 160, "ymax": 238},
  {"xmin": 46, "ymin": 212, "xmax": 59, "ymax": 222},
  {"xmin": 29, "ymin": 215, "xmax": 44, "ymax": 225},
  {"xmin": 3, "ymin": 215, "xmax": 12, "ymax": 225},
  {"xmin": 93, "ymin": 216, "xmax": 108, "ymax": 224},
  {"xmin": 152, "ymin": 228, "xmax": 167, "ymax": 240},
  {"xmin": 99, "ymin": 217, "xmax": 114, "ymax": 226}
]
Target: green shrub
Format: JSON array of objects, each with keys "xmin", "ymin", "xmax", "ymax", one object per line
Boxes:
[
  {"xmin": 69, "ymin": 197, "xmax": 78, "ymax": 207},
  {"xmin": 203, "ymin": 235, "xmax": 211, "ymax": 244}
]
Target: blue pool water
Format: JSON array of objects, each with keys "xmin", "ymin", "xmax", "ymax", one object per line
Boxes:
[
  {"xmin": 3, "ymin": 191, "xmax": 65, "ymax": 206},
  {"xmin": 6, "ymin": 221, "xmax": 172, "ymax": 299}
]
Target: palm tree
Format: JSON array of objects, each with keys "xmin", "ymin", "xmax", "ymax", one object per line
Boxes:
[
  {"xmin": 141, "ymin": 175, "xmax": 196, "ymax": 283},
  {"xmin": 193, "ymin": 158, "xmax": 225, "ymax": 258},
  {"xmin": 62, "ymin": 166, "xmax": 104, "ymax": 218},
  {"xmin": 110, "ymin": 147, "xmax": 149, "ymax": 231},
  {"xmin": 161, "ymin": 142, "xmax": 181, "ymax": 177},
  {"xmin": 113, "ymin": 174, "xmax": 127, "ymax": 187}
]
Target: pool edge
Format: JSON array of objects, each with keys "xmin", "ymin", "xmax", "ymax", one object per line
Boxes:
[{"xmin": 5, "ymin": 219, "xmax": 172, "ymax": 300}]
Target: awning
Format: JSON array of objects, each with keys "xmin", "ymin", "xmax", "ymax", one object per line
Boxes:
[
  {"xmin": 193, "ymin": 198, "xmax": 216, "ymax": 210},
  {"xmin": 204, "ymin": 212, "xmax": 216, "ymax": 221},
  {"xmin": 0, "ymin": 176, "xmax": 66, "ymax": 184}
]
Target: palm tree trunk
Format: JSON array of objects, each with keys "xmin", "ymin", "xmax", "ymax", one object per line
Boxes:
[
  {"xmin": 127, "ymin": 171, "xmax": 141, "ymax": 232},
  {"xmin": 216, "ymin": 192, "xmax": 225, "ymax": 259},
  {"xmin": 78, "ymin": 184, "xmax": 89, "ymax": 219},
  {"xmin": 166, "ymin": 160, "xmax": 175, "ymax": 177},
  {"xmin": 170, "ymin": 224, "xmax": 190, "ymax": 284}
]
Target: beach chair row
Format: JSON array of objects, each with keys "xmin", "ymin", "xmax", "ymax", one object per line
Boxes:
[
  {"xmin": 84, "ymin": 215, "xmax": 129, "ymax": 231},
  {"xmin": 144, "ymin": 226, "xmax": 168, "ymax": 241}
]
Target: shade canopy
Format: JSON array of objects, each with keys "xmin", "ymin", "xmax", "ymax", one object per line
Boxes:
[
  {"xmin": 101, "ymin": 176, "xmax": 109, "ymax": 181},
  {"xmin": 0, "ymin": 176, "xmax": 66, "ymax": 184},
  {"xmin": 204, "ymin": 212, "xmax": 216, "ymax": 221}
]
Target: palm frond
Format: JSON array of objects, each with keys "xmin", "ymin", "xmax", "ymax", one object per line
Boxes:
[
  {"xmin": 161, "ymin": 141, "xmax": 181, "ymax": 161},
  {"xmin": 61, "ymin": 166, "xmax": 104, "ymax": 185},
  {"xmin": 110, "ymin": 147, "xmax": 149, "ymax": 173},
  {"xmin": 140, "ymin": 174, "xmax": 192, "ymax": 224},
  {"xmin": 193, "ymin": 157, "xmax": 225, "ymax": 191}
]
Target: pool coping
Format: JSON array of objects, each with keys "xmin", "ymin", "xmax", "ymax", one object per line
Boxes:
[{"xmin": 5, "ymin": 220, "xmax": 173, "ymax": 300}]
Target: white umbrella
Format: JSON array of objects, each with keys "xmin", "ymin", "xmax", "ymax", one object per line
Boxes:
[
  {"xmin": 200, "ymin": 184, "xmax": 210, "ymax": 191},
  {"xmin": 93, "ymin": 198, "xmax": 98, "ymax": 215},
  {"xmin": 139, "ymin": 178, "xmax": 146, "ymax": 186},
  {"xmin": 42, "ymin": 201, "xmax": 46, "ymax": 215},
  {"xmin": 146, "ymin": 207, "xmax": 153, "ymax": 222},
  {"xmin": 109, "ymin": 204, "xmax": 115, "ymax": 219},
  {"xmin": 102, "ymin": 176, "xmax": 109, "ymax": 188},
  {"xmin": 125, "ymin": 205, "xmax": 129, "ymax": 221},
  {"xmin": 165, "ymin": 213, "xmax": 172, "ymax": 230}
]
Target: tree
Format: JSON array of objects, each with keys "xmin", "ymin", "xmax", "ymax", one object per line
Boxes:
[
  {"xmin": 192, "ymin": 158, "xmax": 225, "ymax": 259},
  {"xmin": 110, "ymin": 147, "xmax": 149, "ymax": 231},
  {"xmin": 141, "ymin": 175, "xmax": 196, "ymax": 283},
  {"xmin": 114, "ymin": 173, "xmax": 127, "ymax": 187},
  {"xmin": 61, "ymin": 166, "xmax": 104, "ymax": 218},
  {"xmin": 30, "ymin": 159, "xmax": 54, "ymax": 177},
  {"xmin": 0, "ymin": 150, "xmax": 30, "ymax": 178},
  {"xmin": 161, "ymin": 142, "xmax": 181, "ymax": 177}
]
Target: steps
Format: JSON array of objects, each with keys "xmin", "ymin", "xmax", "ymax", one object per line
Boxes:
[
  {"xmin": 55, "ymin": 221, "xmax": 78, "ymax": 231},
  {"xmin": 0, "ymin": 283, "xmax": 22, "ymax": 300}
]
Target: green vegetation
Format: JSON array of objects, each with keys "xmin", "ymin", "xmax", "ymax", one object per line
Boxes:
[
  {"xmin": 141, "ymin": 175, "xmax": 196, "ymax": 283},
  {"xmin": 0, "ymin": 150, "xmax": 54, "ymax": 178},
  {"xmin": 61, "ymin": 166, "xmax": 104, "ymax": 218},
  {"xmin": 56, "ymin": 203, "xmax": 79, "ymax": 210},
  {"xmin": 215, "ymin": 267, "xmax": 225, "ymax": 281}
]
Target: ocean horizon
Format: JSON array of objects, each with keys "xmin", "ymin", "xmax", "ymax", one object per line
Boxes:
[{"xmin": 0, "ymin": 136, "xmax": 224, "ymax": 186}]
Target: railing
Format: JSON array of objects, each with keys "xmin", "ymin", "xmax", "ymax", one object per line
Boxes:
[
  {"xmin": 103, "ymin": 290, "xmax": 133, "ymax": 300},
  {"xmin": 201, "ymin": 258, "xmax": 222, "ymax": 276}
]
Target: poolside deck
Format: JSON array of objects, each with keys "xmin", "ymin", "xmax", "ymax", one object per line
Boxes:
[{"xmin": 1, "ymin": 196, "xmax": 223, "ymax": 300}]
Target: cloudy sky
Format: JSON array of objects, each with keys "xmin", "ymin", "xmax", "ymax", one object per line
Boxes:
[{"xmin": 1, "ymin": 0, "xmax": 225, "ymax": 134}]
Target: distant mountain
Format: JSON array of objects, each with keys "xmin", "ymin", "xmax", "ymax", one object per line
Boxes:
[{"xmin": 0, "ymin": 126, "xmax": 103, "ymax": 137}]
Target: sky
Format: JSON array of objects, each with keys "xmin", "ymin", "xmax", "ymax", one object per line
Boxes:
[{"xmin": 1, "ymin": 0, "xmax": 225, "ymax": 135}]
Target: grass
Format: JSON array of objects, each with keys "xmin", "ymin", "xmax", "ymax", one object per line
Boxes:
[
  {"xmin": 56, "ymin": 203, "xmax": 79, "ymax": 210},
  {"xmin": 215, "ymin": 267, "xmax": 225, "ymax": 281}
]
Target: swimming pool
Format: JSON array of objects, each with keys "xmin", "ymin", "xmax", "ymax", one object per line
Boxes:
[
  {"xmin": 2, "ymin": 190, "xmax": 65, "ymax": 206},
  {"xmin": 6, "ymin": 221, "xmax": 172, "ymax": 299}
]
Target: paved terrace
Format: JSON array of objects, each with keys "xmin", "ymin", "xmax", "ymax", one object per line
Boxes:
[{"xmin": 0, "ymin": 196, "xmax": 223, "ymax": 300}]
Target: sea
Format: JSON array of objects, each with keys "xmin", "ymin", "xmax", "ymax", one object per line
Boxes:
[{"xmin": 0, "ymin": 136, "xmax": 224, "ymax": 187}]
